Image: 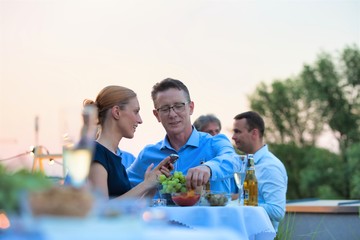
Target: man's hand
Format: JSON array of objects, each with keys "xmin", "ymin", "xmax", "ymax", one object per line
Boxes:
[{"xmin": 185, "ymin": 165, "xmax": 211, "ymax": 190}]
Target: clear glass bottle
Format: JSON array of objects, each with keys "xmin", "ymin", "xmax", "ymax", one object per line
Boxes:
[
  {"xmin": 243, "ymin": 154, "xmax": 258, "ymax": 206},
  {"xmin": 65, "ymin": 105, "xmax": 97, "ymax": 188}
]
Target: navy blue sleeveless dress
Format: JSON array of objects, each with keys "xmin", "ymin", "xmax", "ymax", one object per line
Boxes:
[{"xmin": 93, "ymin": 142, "xmax": 132, "ymax": 198}]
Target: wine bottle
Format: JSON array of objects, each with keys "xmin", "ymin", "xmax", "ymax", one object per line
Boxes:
[{"xmin": 243, "ymin": 154, "xmax": 258, "ymax": 206}]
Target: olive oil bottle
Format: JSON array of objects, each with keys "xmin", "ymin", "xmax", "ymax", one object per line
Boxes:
[{"xmin": 243, "ymin": 154, "xmax": 258, "ymax": 206}]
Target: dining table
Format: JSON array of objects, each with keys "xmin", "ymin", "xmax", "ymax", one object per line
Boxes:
[
  {"xmin": 155, "ymin": 201, "xmax": 276, "ymax": 240},
  {"xmin": 1, "ymin": 200, "xmax": 276, "ymax": 240}
]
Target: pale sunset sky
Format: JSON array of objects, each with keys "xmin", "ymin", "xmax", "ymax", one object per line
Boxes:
[{"xmin": 0, "ymin": 0, "xmax": 359, "ymax": 176}]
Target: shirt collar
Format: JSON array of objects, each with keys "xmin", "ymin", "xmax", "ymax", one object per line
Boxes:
[
  {"xmin": 116, "ymin": 148, "xmax": 122, "ymax": 157},
  {"xmin": 160, "ymin": 127, "xmax": 200, "ymax": 151},
  {"xmin": 253, "ymin": 144, "xmax": 268, "ymax": 163}
]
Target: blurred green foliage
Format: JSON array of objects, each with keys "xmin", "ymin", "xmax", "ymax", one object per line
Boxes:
[
  {"xmin": 269, "ymin": 143, "xmax": 345, "ymax": 199},
  {"xmin": 0, "ymin": 165, "xmax": 52, "ymax": 214},
  {"xmin": 250, "ymin": 44, "xmax": 360, "ymax": 200},
  {"xmin": 347, "ymin": 143, "xmax": 360, "ymax": 199}
]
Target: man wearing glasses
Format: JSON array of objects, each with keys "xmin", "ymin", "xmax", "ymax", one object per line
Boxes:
[{"xmin": 127, "ymin": 78, "xmax": 240, "ymax": 193}]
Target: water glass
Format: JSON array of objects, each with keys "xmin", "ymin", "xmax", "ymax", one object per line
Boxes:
[
  {"xmin": 64, "ymin": 147, "xmax": 92, "ymax": 188},
  {"xmin": 234, "ymin": 154, "xmax": 247, "ymax": 205},
  {"xmin": 152, "ymin": 199, "xmax": 167, "ymax": 207}
]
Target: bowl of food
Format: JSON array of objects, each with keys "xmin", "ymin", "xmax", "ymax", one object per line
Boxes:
[
  {"xmin": 203, "ymin": 191, "xmax": 231, "ymax": 206},
  {"xmin": 28, "ymin": 186, "xmax": 94, "ymax": 217},
  {"xmin": 158, "ymin": 171, "xmax": 187, "ymax": 206},
  {"xmin": 171, "ymin": 190, "xmax": 201, "ymax": 207},
  {"xmin": 157, "ymin": 184, "xmax": 176, "ymax": 206}
]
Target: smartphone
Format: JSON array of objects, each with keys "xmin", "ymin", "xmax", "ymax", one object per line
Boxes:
[
  {"xmin": 169, "ymin": 154, "xmax": 179, "ymax": 163},
  {"xmin": 165, "ymin": 154, "xmax": 179, "ymax": 168}
]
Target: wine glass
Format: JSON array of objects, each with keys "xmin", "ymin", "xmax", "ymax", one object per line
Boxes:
[
  {"xmin": 233, "ymin": 154, "xmax": 247, "ymax": 205},
  {"xmin": 64, "ymin": 146, "xmax": 93, "ymax": 188},
  {"xmin": 59, "ymin": 106, "xmax": 81, "ymax": 179}
]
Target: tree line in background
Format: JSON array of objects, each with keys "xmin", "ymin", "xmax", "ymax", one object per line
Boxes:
[{"xmin": 249, "ymin": 44, "xmax": 360, "ymax": 200}]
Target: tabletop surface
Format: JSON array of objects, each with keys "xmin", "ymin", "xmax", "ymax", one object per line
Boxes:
[
  {"xmin": 151, "ymin": 202, "xmax": 276, "ymax": 240},
  {"xmin": 3, "ymin": 201, "xmax": 276, "ymax": 240}
]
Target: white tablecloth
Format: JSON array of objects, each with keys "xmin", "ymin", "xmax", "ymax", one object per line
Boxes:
[
  {"xmin": 12, "ymin": 217, "xmax": 241, "ymax": 240},
  {"xmin": 157, "ymin": 203, "xmax": 276, "ymax": 240},
  {"xmin": 4, "ymin": 202, "xmax": 275, "ymax": 240}
]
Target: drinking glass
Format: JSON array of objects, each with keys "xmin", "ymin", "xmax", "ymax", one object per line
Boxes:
[
  {"xmin": 233, "ymin": 154, "xmax": 247, "ymax": 205},
  {"xmin": 64, "ymin": 147, "xmax": 93, "ymax": 188},
  {"xmin": 59, "ymin": 106, "xmax": 82, "ymax": 179}
]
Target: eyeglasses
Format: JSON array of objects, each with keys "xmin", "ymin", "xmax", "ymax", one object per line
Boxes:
[{"xmin": 156, "ymin": 102, "xmax": 189, "ymax": 114}]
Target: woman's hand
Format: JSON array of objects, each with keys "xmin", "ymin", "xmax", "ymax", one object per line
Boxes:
[
  {"xmin": 143, "ymin": 156, "xmax": 175, "ymax": 189},
  {"xmin": 143, "ymin": 163, "xmax": 160, "ymax": 189},
  {"xmin": 155, "ymin": 156, "xmax": 175, "ymax": 177}
]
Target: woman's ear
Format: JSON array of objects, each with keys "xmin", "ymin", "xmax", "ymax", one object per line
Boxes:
[{"xmin": 111, "ymin": 106, "xmax": 121, "ymax": 120}]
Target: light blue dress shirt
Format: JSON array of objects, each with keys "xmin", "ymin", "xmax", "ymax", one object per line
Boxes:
[
  {"xmin": 116, "ymin": 149, "xmax": 136, "ymax": 169},
  {"xmin": 254, "ymin": 144, "xmax": 288, "ymax": 231},
  {"xmin": 127, "ymin": 128, "xmax": 240, "ymax": 195}
]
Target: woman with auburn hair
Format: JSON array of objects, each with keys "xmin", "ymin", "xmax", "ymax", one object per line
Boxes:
[{"xmin": 85, "ymin": 85, "xmax": 173, "ymax": 199}]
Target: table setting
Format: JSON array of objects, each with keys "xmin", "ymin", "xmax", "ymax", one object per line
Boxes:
[
  {"xmin": 146, "ymin": 169, "xmax": 276, "ymax": 240},
  {"xmin": 1, "ymin": 194, "xmax": 258, "ymax": 240},
  {"xmin": 1, "ymin": 198, "xmax": 275, "ymax": 240},
  {"xmin": 152, "ymin": 202, "xmax": 276, "ymax": 240},
  {"xmin": 1, "ymin": 154, "xmax": 275, "ymax": 240}
]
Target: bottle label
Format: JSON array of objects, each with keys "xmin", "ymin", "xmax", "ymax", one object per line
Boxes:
[{"xmin": 244, "ymin": 189, "xmax": 249, "ymax": 201}]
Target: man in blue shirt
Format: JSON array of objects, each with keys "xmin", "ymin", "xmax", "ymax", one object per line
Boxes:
[
  {"xmin": 127, "ymin": 78, "xmax": 240, "ymax": 193},
  {"xmin": 193, "ymin": 113, "xmax": 241, "ymax": 199},
  {"xmin": 232, "ymin": 111, "xmax": 288, "ymax": 231}
]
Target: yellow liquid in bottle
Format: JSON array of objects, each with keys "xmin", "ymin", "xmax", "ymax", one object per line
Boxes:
[
  {"xmin": 243, "ymin": 174, "xmax": 258, "ymax": 206},
  {"xmin": 243, "ymin": 156, "xmax": 258, "ymax": 206}
]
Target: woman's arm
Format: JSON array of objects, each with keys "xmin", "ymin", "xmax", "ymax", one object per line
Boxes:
[
  {"xmin": 89, "ymin": 156, "xmax": 173, "ymax": 200},
  {"xmin": 88, "ymin": 162, "xmax": 109, "ymax": 197}
]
